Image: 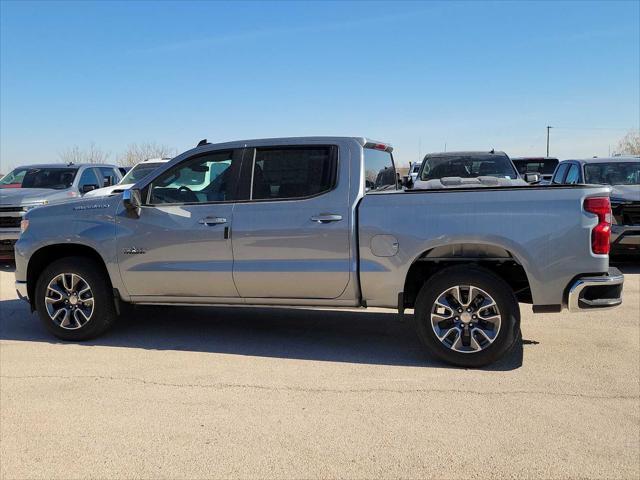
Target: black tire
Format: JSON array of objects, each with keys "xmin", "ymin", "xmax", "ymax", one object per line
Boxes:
[
  {"xmin": 34, "ymin": 257, "xmax": 117, "ymax": 341},
  {"xmin": 413, "ymin": 265, "xmax": 520, "ymax": 368}
]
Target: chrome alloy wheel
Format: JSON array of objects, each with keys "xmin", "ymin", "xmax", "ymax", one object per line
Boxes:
[
  {"xmin": 44, "ymin": 273, "xmax": 95, "ymax": 330},
  {"xmin": 430, "ymin": 285, "xmax": 501, "ymax": 353}
]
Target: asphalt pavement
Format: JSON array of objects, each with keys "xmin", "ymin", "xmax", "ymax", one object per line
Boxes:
[{"xmin": 1, "ymin": 262, "xmax": 638, "ymax": 479}]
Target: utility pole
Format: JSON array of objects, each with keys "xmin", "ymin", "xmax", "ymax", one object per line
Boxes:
[{"xmin": 546, "ymin": 126, "xmax": 553, "ymax": 157}]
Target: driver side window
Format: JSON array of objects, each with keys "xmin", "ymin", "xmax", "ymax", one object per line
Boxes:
[{"xmin": 148, "ymin": 150, "xmax": 239, "ymax": 205}]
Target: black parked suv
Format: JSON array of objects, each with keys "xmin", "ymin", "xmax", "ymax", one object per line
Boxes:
[{"xmin": 512, "ymin": 157, "xmax": 559, "ymax": 184}]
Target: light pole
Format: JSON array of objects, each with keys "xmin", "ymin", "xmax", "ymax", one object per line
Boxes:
[{"xmin": 546, "ymin": 126, "xmax": 553, "ymax": 157}]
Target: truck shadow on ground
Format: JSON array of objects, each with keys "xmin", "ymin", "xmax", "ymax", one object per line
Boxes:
[{"xmin": 0, "ymin": 299, "xmax": 527, "ymax": 371}]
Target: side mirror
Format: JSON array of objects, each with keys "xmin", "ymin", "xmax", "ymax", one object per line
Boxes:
[
  {"xmin": 524, "ymin": 173, "xmax": 540, "ymax": 184},
  {"xmin": 81, "ymin": 184, "xmax": 98, "ymax": 193},
  {"xmin": 122, "ymin": 188, "xmax": 142, "ymax": 217},
  {"xmin": 401, "ymin": 175, "xmax": 414, "ymax": 189}
]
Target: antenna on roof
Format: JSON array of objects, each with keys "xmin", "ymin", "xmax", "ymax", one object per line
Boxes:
[
  {"xmin": 67, "ymin": 162, "xmax": 74, "ymax": 166},
  {"xmin": 197, "ymin": 139, "xmax": 209, "ymax": 147},
  {"xmin": 489, "ymin": 148, "xmax": 495, "ymax": 154}
]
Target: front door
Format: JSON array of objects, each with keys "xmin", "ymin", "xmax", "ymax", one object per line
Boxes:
[
  {"xmin": 116, "ymin": 149, "xmax": 243, "ymax": 298},
  {"xmin": 231, "ymin": 145, "xmax": 351, "ymax": 299}
]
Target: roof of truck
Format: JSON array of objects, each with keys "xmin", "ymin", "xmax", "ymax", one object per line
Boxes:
[
  {"xmin": 423, "ymin": 150, "xmax": 508, "ymax": 158},
  {"xmin": 193, "ymin": 136, "xmax": 393, "ymax": 152},
  {"xmin": 564, "ymin": 156, "xmax": 640, "ymax": 164},
  {"xmin": 13, "ymin": 163, "xmax": 120, "ymax": 169}
]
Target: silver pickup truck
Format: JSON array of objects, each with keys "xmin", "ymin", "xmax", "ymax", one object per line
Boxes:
[{"xmin": 13, "ymin": 137, "xmax": 624, "ymax": 367}]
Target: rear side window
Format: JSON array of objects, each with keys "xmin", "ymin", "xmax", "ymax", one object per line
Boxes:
[
  {"xmin": 364, "ymin": 148, "xmax": 396, "ymax": 192},
  {"xmin": 78, "ymin": 168, "xmax": 102, "ymax": 190},
  {"xmin": 99, "ymin": 167, "xmax": 120, "ymax": 187},
  {"xmin": 251, "ymin": 147, "xmax": 336, "ymax": 200},
  {"xmin": 552, "ymin": 163, "xmax": 570, "ymax": 184}
]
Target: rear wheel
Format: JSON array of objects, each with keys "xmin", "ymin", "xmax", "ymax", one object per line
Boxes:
[
  {"xmin": 35, "ymin": 257, "xmax": 116, "ymax": 340},
  {"xmin": 413, "ymin": 265, "xmax": 520, "ymax": 367}
]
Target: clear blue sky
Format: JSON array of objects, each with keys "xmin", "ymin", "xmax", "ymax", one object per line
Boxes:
[{"xmin": 1, "ymin": 0, "xmax": 638, "ymax": 170}]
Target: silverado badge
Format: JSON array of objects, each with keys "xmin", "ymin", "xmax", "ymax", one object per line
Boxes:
[{"xmin": 123, "ymin": 247, "xmax": 146, "ymax": 255}]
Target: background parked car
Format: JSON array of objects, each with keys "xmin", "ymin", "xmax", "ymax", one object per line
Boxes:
[
  {"xmin": 512, "ymin": 157, "xmax": 559, "ymax": 184},
  {"xmin": 550, "ymin": 156, "xmax": 639, "ymax": 256},
  {"xmin": 411, "ymin": 151, "xmax": 530, "ymax": 189},
  {"xmin": 85, "ymin": 158, "xmax": 172, "ymax": 197},
  {"xmin": 408, "ymin": 161, "xmax": 422, "ymax": 183},
  {"xmin": 0, "ymin": 163, "xmax": 122, "ymax": 260}
]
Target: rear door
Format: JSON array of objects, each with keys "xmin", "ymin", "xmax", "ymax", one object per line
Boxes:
[{"xmin": 231, "ymin": 145, "xmax": 351, "ymax": 299}]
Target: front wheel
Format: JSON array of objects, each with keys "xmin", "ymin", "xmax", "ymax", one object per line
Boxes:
[
  {"xmin": 35, "ymin": 257, "xmax": 117, "ymax": 341},
  {"xmin": 413, "ymin": 265, "xmax": 520, "ymax": 368}
]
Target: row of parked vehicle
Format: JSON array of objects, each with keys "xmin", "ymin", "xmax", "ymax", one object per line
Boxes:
[
  {"xmin": 2, "ymin": 149, "xmax": 638, "ymax": 261},
  {"xmin": 0, "ymin": 137, "xmax": 634, "ymax": 367}
]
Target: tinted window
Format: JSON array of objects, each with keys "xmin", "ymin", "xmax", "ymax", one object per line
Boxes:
[
  {"xmin": 99, "ymin": 167, "xmax": 120, "ymax": 187},
  {"xmin": 420, "ymin": 154, "xmax": 518, "ymax": 180},
  {"xmin": 21, "ymin": 168, "xmax": 77, "ymax": 189},
  {"xmin": 565, "ymin": 164, "xmax": 581, "ymax": 184},
  {"xmin": 78, "ymin": 168, "xmax": 102, "ymax": 190},
  {"xmin": 584, "ymin": 162, "xmax": 640, "ymax": 185},
  {"xmin": 552, "ymin": 163, "xmax": 570, "ymax": 184},
  {"xmin": 150, "ymin": 151, "xmax": 238, "ymax": 204},
  {"xmin": 251, "ymin": 147, "xmax": 336, "ymax": 200},
  {"xmin": 364, "ymin": 148, "xmax": 396, "ymax": 192},
  {"xmin": 513, "ymin": 159, "xmax": 559, "ymax": 175}
]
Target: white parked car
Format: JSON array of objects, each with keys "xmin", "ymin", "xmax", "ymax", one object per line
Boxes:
[
  {"xmin": 84, "ymin": 158, "xmax": 172, "ymax": 197},
  {"xmin": 409, "ymin": 161, "xmax": 422, "ymax": 182}
]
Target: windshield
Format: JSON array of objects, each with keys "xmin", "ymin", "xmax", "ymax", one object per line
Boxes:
[
  {"xmin": 513, "ymin": 159, "xmax": 558, "ymax": 175},
  {"xmin": 0, "ymin": 167, "xmax": 29, "ymax": 187},
  {"xmin": 584, "ymin": 162, "xmax": 640, "ymax": 185},
  {"xmin": 18, "ymin": 168, "xmax": 78, "ymax": 189},
  {"xmin": 121, "ymin": 162, "xmax": 166, "ymax": 184},
  {"xmin": 420, "ymin": 154, "xmax": 518, "ymax": 180}
]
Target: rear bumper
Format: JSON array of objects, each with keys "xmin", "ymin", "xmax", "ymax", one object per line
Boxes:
[{"xmin": 566, "ymin": 267, "xmax": 624, "ymax": 312}]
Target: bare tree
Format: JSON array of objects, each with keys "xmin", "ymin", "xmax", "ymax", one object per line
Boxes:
[
  {"xmin": 616, "ymin": 129, "xmax": 640, "ymax": 155},
  {"xmin": 118, "ymin": 142, "xmax": 176, "ymax": 167},
  {"xmin": 59, "ymin": 143, "xmax": 110, "ymax": 164}
]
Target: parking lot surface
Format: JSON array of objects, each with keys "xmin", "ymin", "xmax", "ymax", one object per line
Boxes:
[{"xmin": 1, "ymin": 263, "xmax": 638, "ymax": 479}]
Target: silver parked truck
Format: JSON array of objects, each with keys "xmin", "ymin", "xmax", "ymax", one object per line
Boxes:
[{"xmin": 14, "ymin": 137, "xmax": 624, "ymax": 367}]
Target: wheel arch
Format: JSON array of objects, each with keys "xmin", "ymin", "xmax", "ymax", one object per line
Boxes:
[
  {"xmin": 401, "ymin": 242, "xmax": 533, "ymax": 310},
  {"xmin": 26, "ymin": 243, "xmax": 113, "ymax": 309}
]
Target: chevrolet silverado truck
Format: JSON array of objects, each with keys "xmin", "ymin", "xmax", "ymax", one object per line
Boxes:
[{"xmin": 14, "ymin": 137, "xmax": 624, "ymax": 367}]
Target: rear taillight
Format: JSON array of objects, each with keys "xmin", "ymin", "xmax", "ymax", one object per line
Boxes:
[{"xmin": 584, "ymin": 197, "xmax": 612, "ymax": 255}]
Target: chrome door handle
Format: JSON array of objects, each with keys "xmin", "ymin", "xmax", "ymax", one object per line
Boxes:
[
  {"xmin": 310, "ymin": 214, "xmax": 343, "ymax": 223},
  {"xmin": 199, "ymin": 216, "xmax": 227, "ymax": 226}
]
